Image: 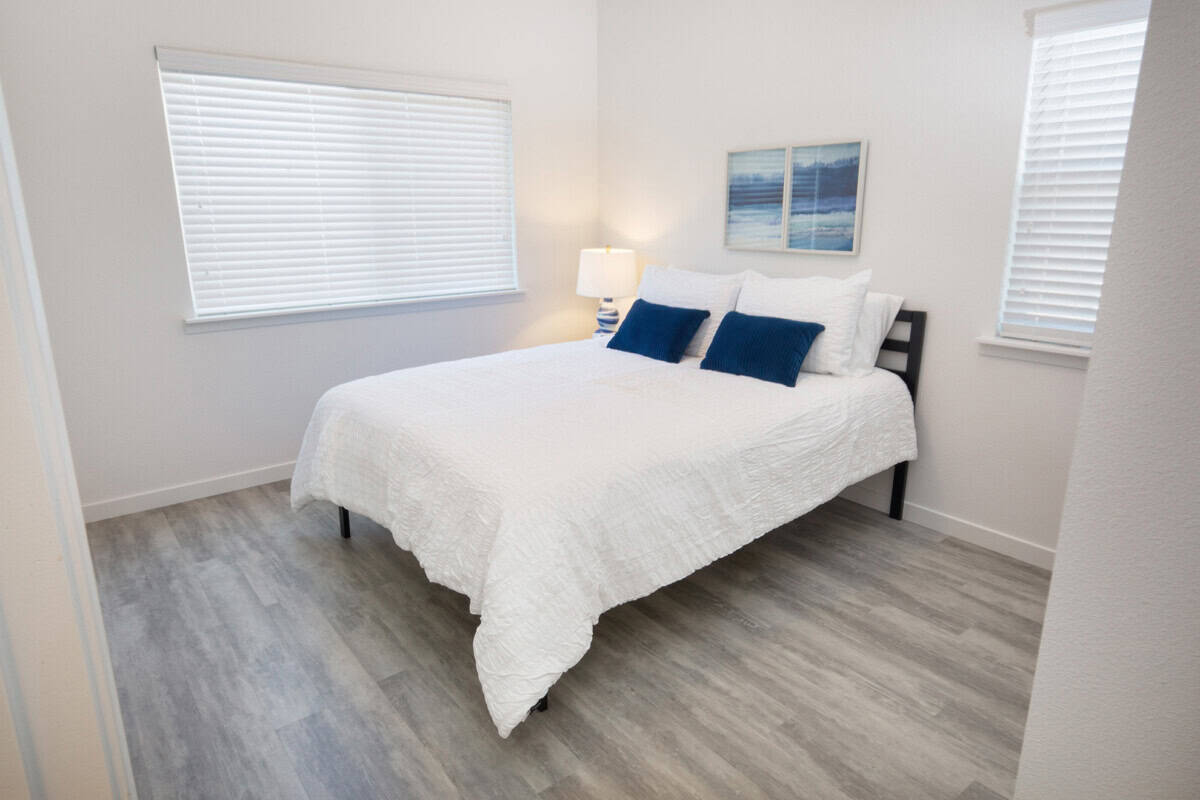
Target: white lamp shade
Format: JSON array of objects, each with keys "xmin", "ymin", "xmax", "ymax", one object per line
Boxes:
[{"xmin": 576, "ymin": 247, "xmax": 638, "ymax": 299}]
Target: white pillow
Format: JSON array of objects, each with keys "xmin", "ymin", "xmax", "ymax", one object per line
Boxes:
[
  {"xmin": 636, "ymin": 265, "xmax": 744, "ymax": 358},
  {"xmin": 847, "ymin": 292, "xmax": 905, "ymax": 376},
  {"xmin": 735, "ymin": 269, "xmax": 871, "ymax": 375}
]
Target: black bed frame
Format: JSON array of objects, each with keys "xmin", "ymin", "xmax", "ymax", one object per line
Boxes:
[
  {"xmin": 880, "ymin": 308, "xmax": 927, "ymax": 521},
  {"xmin": 336, "ymin": 309, "xmax": 927, "ymax": 531},
  {"xmin": 333, "ymin": 308, "xmax": 926, "ymax": 715}
]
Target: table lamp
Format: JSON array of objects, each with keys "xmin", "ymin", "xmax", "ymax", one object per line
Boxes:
[{"xmin": 577, "ymin": 246, "xmax": 637, "ymax": 336}]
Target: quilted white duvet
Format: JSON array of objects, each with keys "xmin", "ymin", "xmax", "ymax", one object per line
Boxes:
[{"xmin": 291, "ymin": 339, "xmax": 917, "ymax": 736}]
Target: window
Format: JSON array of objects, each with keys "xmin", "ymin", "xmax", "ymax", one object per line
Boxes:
[
  {"xmin": 998, "ymin": 0, "xmax": 1148, "ymax": 347},
  {"xmin": 156, "ymin": 48, "xmax": 517, "ymax": 320}
]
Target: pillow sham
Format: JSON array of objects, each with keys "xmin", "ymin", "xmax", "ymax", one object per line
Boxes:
[
  {"xmin": 606, "ymin": 298, "xmax": 710, "ymax": 363},
  {"xmin": 847, "ymin": 291, "xmax": 905, "ymax": 376},
  {"xmin": 637, "ymin": 265, "xmax": 744, "ymax": 358},
  {"xmin": 700, "ymin": 311, "xmax": 825, "ymax": 387},
  {"xmin": 735, "ymin": 269, "xmax": 871, "ymax": 375}
]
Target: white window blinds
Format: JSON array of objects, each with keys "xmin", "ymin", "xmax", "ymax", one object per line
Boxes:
[
  {"xmin": 999, "ymin": 1, "xmax": 1148, "ymax": 346},
  {"xmin": 156, "ymin": 48, "xmax": 517, "ymax": 319}
]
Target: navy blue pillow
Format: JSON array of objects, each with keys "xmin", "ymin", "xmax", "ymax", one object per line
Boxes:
[
  {"xmin": 699, "ymin": 311, "xmax": 825, "ymax": 386},
  {"xmin": 607, "ymin": 298, "xmax": 711, "ymax": 363}
]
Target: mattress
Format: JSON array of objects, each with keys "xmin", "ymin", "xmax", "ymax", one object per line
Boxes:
[{"xmin": 291, "ymin": 338, "xmax": 917, "ymax": 736}]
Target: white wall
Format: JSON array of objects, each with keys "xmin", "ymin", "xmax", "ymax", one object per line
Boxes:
[
  {"xmin": 597, "ymin": 0, "xmax": 1085, "ymax": 564},
  {"xmin": 0, "ymin": 0, "xmax": 600, "ymax": 518},
  {"xmin": 0, "ymin": 78, "xmax": 133, "ymax": 799},
  {"xmin": 0, "ymin": 0, "xmax": 1094, "ymax": 562},
  {"xmin": 1014, "ymin": 0, "xmax": 1200, "ymax": 796}
]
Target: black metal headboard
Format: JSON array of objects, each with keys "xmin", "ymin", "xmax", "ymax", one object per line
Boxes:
[
  {"xmin": 879, "ymin": 309, "xmax": 927, "ymax": 400},
  {"xmin": 877, "ymin": 308, "xmax": 926, "ymax": 520}
]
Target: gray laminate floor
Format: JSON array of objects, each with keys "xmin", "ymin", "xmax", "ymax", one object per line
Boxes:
[{"xmin": 88, "ymin": 481, "xmax": 1050, "ymax": 800}]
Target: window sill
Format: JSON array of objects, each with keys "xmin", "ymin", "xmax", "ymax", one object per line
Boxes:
[
  {"xmin": 976, "ymin": 335, "xmax": 1090, "ymax": 370},
  {"xmin": 183, "ymin": 289, "xmax": 526, "ymax": 334}
]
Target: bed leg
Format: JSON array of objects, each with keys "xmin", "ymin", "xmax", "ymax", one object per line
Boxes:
[
  {"xmin": 338, "ymin": 505, "xmax": 351, "ymax": 538},
  {"xmin": 532, "ymin": 693, "xmax": 549, "ymax": 713},
  {"xmin": 889, "ymin": 462, "xmax": 909, "ymax": 521}
]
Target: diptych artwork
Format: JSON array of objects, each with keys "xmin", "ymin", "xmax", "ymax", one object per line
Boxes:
[{"xmin": 725, "ymin": 140, "xmax": 866, "ymax": 254}]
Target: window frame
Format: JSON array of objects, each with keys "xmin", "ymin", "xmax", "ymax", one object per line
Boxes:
[{"xmin": 155, "ymin": 47, "xmax": 521, "ymax": 326}]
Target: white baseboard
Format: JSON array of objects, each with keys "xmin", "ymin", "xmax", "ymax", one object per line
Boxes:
[
  {"xmin": 840, "ymin": 485, "xmax": 1056, "ymax": 570},
  {"xmin": 82, "ymin": 461, "xmax": 296, "ymax": 523},
  {"xmin": 83, "ymin": 461, "xmax": 1055, "ymax": 571}
]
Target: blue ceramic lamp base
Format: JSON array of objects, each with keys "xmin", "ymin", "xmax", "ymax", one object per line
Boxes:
[{"xmin": 594, "ymin": 297, "xmax": 619, "ymax": 335}]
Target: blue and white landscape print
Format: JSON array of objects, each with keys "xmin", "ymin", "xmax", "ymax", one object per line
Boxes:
[
  {"xmin": 725, "ymin": 148, "xmax": 787, "ymax": 248},
  {"xmin": 787, "ymin": 141, "xmax": 862, "ymax": 252}
]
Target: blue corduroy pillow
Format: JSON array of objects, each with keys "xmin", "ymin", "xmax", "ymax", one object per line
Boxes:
[
  {"xmin": 606, "ymin": 298, "xmax": 711, "ymax": 363},
  {"xmin": 700, "ymin": 311, "xmax": 825, "ymax": 386}
]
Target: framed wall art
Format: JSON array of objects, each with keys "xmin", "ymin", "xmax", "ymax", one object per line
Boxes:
[{"xmin": 725, "ymin": 140, "xmax": 867, "ymax": 255}]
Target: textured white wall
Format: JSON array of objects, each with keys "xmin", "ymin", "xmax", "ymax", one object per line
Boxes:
[
  {"xmin": 0, "ymin": 676, "xmax": 28, "ymax": 800},
  {"xmin": 1, "ymin": 79, "xmax": 132, "ymax": 798},
  {"xmin": 0, "ymin": 0, "xmax": 599, "ymax": 514},
  {"xmin": 1013, "ymin": 1, "xmax": 1200, "ymax": 796},
  {"xmin": 597, "ymin": 0, "xmax": 1086, "ymax": 561}
]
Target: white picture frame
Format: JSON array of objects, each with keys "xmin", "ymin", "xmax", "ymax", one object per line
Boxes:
[{"xmin": 724, "ymin": 139, "xmax": 868, "ymax": 255}]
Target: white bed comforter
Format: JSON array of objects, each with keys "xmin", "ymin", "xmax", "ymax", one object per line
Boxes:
[{"xmin": 291, "ymin": 339, "xmax": 917, "ymax": 736}]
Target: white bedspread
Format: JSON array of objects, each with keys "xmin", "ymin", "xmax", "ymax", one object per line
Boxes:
[{"xmin": 291, "ymin": 339, "xmax": 917, "ymax": 736}]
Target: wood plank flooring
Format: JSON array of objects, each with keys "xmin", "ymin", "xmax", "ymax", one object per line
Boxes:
[{"xmin": 87, "ymin": 481, "xmax": 1050, "ymax": 799}]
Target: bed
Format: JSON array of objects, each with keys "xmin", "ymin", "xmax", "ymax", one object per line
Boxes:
[{"xmin": 290, "ymin": 309, "xmax": 925, "ymax": 737}]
